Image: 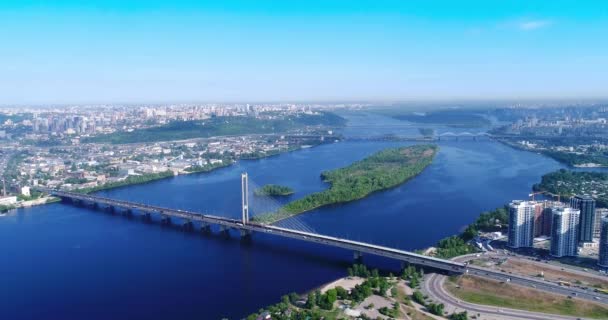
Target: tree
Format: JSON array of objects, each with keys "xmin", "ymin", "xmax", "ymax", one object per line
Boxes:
[
  {"xmin": 449, "ymin": 311, "xmax": 469, "ymax": 320},
  {"xmin": 306, "ymin": 292, "xmax": 316, "ymax": 309},
  {"xmin": 335, "ymin": 286, "xmax": 348, "ymax": 300},
  {"xmin": 412, "ymin": 291, "xmax": 425, "ymax": 305},
  {"xmin": 428, "ymin": 303, "xmax": 445, "ymax": 316},
  {"xmin": 315, "ymin": 289, "xmax": 322, "ymax": 306}
]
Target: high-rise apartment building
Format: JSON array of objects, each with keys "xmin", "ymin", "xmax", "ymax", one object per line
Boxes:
[
  {"xmin": 550, "ymin": 207, "xmax": 580, "ymax": 257},
  {"xmin": 570, "ymin": 195, "xmax": 596, "ymax": 243},
  {"xmin": 598, "ymin": 217, "xmax": 608, "ymax": 268},
  {"xmin": 508, "ymin": 200, "xmax": 536, "ymax": 248},
  {"xmin": 594, "ymin": 208, "xmax": 608, "ymax": 239}
]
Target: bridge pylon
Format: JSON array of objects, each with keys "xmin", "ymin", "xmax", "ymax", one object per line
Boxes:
[{"xmin": 241, "ymin": 172, "xmax": 249, "ymax": 224}]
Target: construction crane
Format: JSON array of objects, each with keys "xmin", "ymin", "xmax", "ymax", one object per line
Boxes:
[{"xmin": 529, "ymin": 191, "xmax": 561, "ymax": 202}]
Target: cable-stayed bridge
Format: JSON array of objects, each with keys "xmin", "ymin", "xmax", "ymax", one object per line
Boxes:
[
  {"xmin": 35, "ymin": 174, "xmax": 465, "ymax": 273},
  {"xmin": 34, "ymin": 174, "xmax": 608, "ymax": 305}
]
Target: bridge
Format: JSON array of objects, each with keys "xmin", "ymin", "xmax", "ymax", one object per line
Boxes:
[
  {"xmin": 36, "ymin": 173, "xmax": 466, "ymax": 273},
  {"xmin": 345, "ymin": 131, "xmax": 493, "ymax": 142},
  {"xmin": 35, "ymin": 174, "xmax": 608, "ymax": 305}
]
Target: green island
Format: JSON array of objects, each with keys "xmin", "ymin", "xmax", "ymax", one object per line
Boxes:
[
  {"xmin": 533, "ymin": 169, "xmax": 608, "ymax": 207},
  {"xmin": 83, "ymin": 112, "xmax": 345, "ymax": 144},
  {"xmin": 184, "ymin": 160, "xmax": 233, "ymax": 174},
  {"xmin": 253, "ymin": 144, "xmax": 438, "ymax": 224},
  {"xmin": 254, "ymin": 184, "xmax": 294, "ymax": 197}
]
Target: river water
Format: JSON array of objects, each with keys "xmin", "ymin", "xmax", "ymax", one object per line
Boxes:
[{"xmin": 0, "ymin": 112, "xmax": 571, "ymax": 319}]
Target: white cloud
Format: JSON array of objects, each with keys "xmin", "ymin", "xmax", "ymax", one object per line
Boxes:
[{"xmin": 518, "ymin": 20, "xmax": 553, "ymax": 31}]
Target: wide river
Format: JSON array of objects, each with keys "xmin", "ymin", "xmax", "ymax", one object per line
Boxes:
[{"xmin": 0, "ymin": 112, "xmax": 572, "ymax": 319}]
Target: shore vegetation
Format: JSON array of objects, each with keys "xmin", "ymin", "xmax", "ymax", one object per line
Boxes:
[{"xmin": 254, "ymin": 184, "xmax": 294, "ymax": 196}]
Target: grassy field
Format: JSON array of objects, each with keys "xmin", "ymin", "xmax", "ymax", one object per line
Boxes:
[
  {"xmin": 446, "ymin": 276, "xmax": 608, "ymax": 319},
  {"xmin": 501, "ymin": 259, "xmax": 608, "ymax": 289}
]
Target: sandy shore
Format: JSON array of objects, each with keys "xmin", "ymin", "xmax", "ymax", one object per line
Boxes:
[{"xmin": 319, "ymin": 276, "xmax": 365, "ymax": 293}]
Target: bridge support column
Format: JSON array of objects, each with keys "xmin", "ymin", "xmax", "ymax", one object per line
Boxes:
[
  {"xmin": 124, "ymin": 209, "xmax": 133, "ymax": 217},
  {"xmin": 182, "ymin": 220, "xmax": 193, "ymax": 231},
  {"xmin": 353, "ymin": 251, "xmax": 363, "ymax": 261},
  {"xmin": 141, "ymin": 212, "xmax": 152, "ymax": 221},
  {"xmin": 200, "ymin": 223, "xmax": 211, "ymax": 234},
  {"xmin": 160, "ymin": 215, "xmax": 171, "ymax": 225},
  {"xmin": 239, "ymin": 229, "xmax": 251, "ymax": 239},
  {"xmin": 219, "ymin": 225, "xmax": 229, "ymax": 236}
]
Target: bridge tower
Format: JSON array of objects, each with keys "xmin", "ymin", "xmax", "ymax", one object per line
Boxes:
[{"xmin": 241, "ymin": 173, "xmax": 249, "ymax": 224}]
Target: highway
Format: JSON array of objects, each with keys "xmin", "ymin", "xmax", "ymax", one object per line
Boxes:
[
  {"xmin": 424, "ymin": 273, "xmax": 584, "ymax": 320},
  {"xmin": 465, "ymin": 265, "xmax": 607, "ymax": 303}
]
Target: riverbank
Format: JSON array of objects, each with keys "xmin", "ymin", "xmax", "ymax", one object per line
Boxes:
[
  {"xmin": 494, "ymin": 138, "xmax": 608, "ymax": 168},
  {"xmin": 253, "ymin": 144, "xmax": 438, "ymax": 224},
  {"xmin": 533, "ymin": 169, "xmax": 608, "ymax": 207}
]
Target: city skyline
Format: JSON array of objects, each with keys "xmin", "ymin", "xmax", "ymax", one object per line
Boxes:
[{"xmin": 1, "ymin": 0, "xmax": 608, "ymax": 104}]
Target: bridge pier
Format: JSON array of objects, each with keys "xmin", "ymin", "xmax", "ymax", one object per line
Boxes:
[
  {"xmin": 239, "ymin": 229, "xmax": 251, "ymax": 239},
  {"xmin": 141, "ymin": 212, "xmax": 151, "ymax": 221},
  {"xmin": 160, "ymin": 215, "xmax": 171, "ymax": 225},
  {"xmin": 182, "ymin": 220, "xmax": 194, "ymax": 231},
  {"xmin": 200, "ymin": 223, "xmax": 211, "ymax": 234},
  {"xmin": 219, "ymin": 225, "xmax": 230, "ymax": 236},
  {"xmin": 123, "ymin": 209, "xmax": 133, "ymax": 217},
  {"xmin": 353, "ymin": 251, "xmax": 363, "ymax": 262}
]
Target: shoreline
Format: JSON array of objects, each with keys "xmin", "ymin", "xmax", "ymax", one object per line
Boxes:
[
  {"xmin": 493, "ymin": 138, "xmax": 608, "ymax": 168},
  {"xmin": 18, "ymin": 142, "xmax": 333, "ymax": 210}
]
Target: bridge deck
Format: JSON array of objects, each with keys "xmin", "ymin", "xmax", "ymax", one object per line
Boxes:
[{"xmin": 41, "ymin": 188, "xmax": 466, "ymax": 273}]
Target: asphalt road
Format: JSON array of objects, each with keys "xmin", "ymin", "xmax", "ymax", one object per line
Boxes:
[
  {"xmin": 466, "ymin": 265, "xmax": 606, "ymax": 304},
  {"xmin": 424, "ymin": 273, "xmax": 586, "ymax": 320}
]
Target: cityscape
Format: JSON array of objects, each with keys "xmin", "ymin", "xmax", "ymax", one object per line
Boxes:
[{"xmin": 2, "ymin": 1, "xmax": 608, "ymax": 320}]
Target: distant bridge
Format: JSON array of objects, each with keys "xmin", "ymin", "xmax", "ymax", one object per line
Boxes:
[{"xmin": 346, "ymin": 131, "xmax": 493, "ymax": 142}]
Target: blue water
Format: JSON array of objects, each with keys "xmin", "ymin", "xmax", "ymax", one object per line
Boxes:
[{"xmin": 0, "ymin": 112, "xmax": 572, "ymax": 319}]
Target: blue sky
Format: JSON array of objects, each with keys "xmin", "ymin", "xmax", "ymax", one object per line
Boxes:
[{"xmin": 1, "ymin": 1, "xmax": 607, "ymax": 104}]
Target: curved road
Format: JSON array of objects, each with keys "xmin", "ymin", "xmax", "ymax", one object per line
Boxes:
[{"xmin": 424, "ymin": 273, "xmax": 584, "ymax": 320}]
